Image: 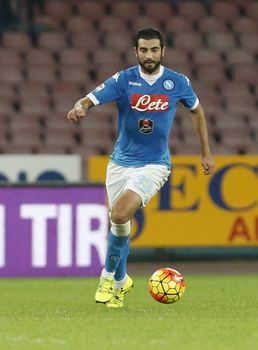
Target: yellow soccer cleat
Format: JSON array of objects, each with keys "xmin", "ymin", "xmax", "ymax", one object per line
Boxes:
[
  {"xmin": 107, "ymin": 275, "xmax": 134, "ymax": 308},
  {"xmin": 95, "ymin": 276, "xmax": 114, "ymax": 303}
]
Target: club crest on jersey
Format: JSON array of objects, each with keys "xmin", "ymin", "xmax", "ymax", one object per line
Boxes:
[
  {"xmin": 138, "ymin": 118, "xmax": 154, "ymax": 134},
  {"xmin": 131, "ymin": 94, "xmax": 168, "ymax": 112},
  {"xmin": 163, "ymin": 79, "xmax": 174, "ymax": 90}
]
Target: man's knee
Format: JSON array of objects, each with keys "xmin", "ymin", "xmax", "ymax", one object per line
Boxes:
[{"xmin": 110, "ymin": 207, "xmax": 129, "ymax": 224}]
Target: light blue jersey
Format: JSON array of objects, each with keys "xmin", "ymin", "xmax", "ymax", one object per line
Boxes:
[{"xmin": 88, "ymin": 65, "xmax": 199, "ymax": 169}]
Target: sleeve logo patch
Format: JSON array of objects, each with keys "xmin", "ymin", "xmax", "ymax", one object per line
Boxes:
[{"xmin": 94, "ymin": 83, "xmax": 105, "ymax": 92}]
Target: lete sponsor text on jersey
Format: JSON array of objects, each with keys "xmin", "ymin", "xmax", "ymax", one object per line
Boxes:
[{"xmin": 131, "ymin": 94, "xmax": 169, "ymax": 112}]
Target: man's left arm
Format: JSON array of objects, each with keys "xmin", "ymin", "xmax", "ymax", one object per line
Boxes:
[{"xmin": 190, "ymin": 103, "xmax": 215, "ymax": 175}]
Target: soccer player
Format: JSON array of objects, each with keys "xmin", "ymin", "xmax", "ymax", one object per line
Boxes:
[{"xmin": 67, "ymin": 28, "xmax": 215, "ymax": 308}]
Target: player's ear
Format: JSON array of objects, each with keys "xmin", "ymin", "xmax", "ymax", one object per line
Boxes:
[
  {"xmin": 162, "ymin": 46, "xmax": 166, "ymax": 57},
  {"xmin": 134, "ymin": 47, "xmax": 138, "ymax": 57}
]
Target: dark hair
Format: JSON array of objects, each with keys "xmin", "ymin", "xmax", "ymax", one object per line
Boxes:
[{"xmin": 134, "ymin": 27, "xmax": 165, "ymax": 48}]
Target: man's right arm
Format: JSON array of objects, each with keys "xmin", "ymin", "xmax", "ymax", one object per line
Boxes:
[{"xmin": 67, "ymin": 97, "xmax": 94, "ymax": 123}]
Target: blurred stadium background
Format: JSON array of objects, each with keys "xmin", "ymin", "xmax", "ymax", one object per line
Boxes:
[
  {"xmin": 0, "ymin": 0, "xmax": 258, "ymax": 274},
  {"xmin": 0, "ymin": 0, "xmax": 257, "ymax": 157}
]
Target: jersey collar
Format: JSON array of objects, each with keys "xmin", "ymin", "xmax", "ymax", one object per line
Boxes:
[{"xmin": 138, "ymin": 65, "xmax": 164, "ymax": 86}]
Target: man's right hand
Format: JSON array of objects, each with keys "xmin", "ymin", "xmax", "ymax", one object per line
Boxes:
[{"xmin": 67, "ymin": 104, "xmax": 86, "ymax": 123}]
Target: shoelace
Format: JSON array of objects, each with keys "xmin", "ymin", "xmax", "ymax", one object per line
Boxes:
[{"xmin": 98, "ymin": 279, "xmax": 113, "ymax": 292}]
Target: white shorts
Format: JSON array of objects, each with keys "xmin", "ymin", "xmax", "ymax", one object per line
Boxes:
[{"xmin": 106, "ymin": 161, "xmax": 171, "ymax": 209}]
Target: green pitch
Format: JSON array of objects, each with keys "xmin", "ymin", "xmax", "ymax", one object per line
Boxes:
[{"xmin": 0, "ymin": 275, "xmax": 257, "ymax": 350}]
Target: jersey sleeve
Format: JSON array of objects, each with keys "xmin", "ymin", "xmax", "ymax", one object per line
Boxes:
[
  {"xmin": 179, "ymin": 74, "xmax": 199, "ymax": 110},
  {"xmin": 87, "ymin": 72, "xmax": 123, "ymax": 106}
]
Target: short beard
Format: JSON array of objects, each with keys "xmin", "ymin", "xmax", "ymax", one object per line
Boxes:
[{"xmin": 138, "ymin": 56, "xmax": 162, "ymax": 74}]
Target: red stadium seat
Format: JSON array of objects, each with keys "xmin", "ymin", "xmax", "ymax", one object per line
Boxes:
[
  {"xmin": 59, "ymin": 65, "xmax": 90, "ymax": 84},
  {"xmin": 192, "ymin": 49, "xmax": 223, "ymax": 65},
  {"xmin": 143, "ymin": 1, "xmax": 174, "ymax": 19},
  {"xmin": 0, "ymin": 48, "xmax": 22, "ymax": 65},
  {"xmin": 218, "ymin": 128, "xmax": 254, "ymax": 148},
  {"xmin": 76, "ymin": 1, "xmax": 107, "ymax": 19},
  {"xmin": 163, "ymin": 48, "xmax": 190, "ymax": 66},
  {"xmin": 224, "ymin": 95, "xmax": 256, "ymax": 115},
  {"xmin": 164, "ymin": 16, "xmax": 193, "ymax": 32},
  {"xmin": 0, "ymin": 83, "xmax": 15, "ymax": 98},
  {"xmin": 27, "ymin": 65, "xmax": 57, "ymax": 83},
  {"xmin": 44, "ymin": 128, "xmax": 79, "ymax": 150},
  {"xmin": 25, "ymin": 48, "xmax": 55, "ymax": 65},
  {"xmin": 10, "ymin": 127, "xmax": 42, "ymax": 150},
  {"xmin": 206, "ymin": 32, "xmax": 236, "ymax": 50},
  {"xmin": 104, "ymin": 32, "xmax": 133, "ymax": 51},
  {"xmin": 58, "ymin": 49, "xmax": 88, "ymax": 65},
  {"xmin": 70, "ymin": 31, "xmax": 101, "ymax": 50},
  {"xmin": 129, "ymin": 16, "xmax": 161, "ymax": 32},
  {"xmin": 110, "ymin": 1, "xmax": 141, "ymax": 19},
  {"xmin": 93, "ymin": 48, "xmax": 124, "ymax": 66},
  {"xmin": 198, "ymin": 17, "xmax": 227, "ymax": 33},
  {"xmin": 233, "ymin": 65, "xmax": 258, "ymax": 84},
  {"xmin": 231, "ymin": 17, "xmax": 258, "ymax": 34},
  {"xmin": 0, "ymin": 65, "xmax": 23, "ymax": 83},
  {"xmin": 38, "ymin": 32, "xmax": 68, "ymax": 50},
  {"xmin": 66, "ymin": 16, "xmax": 95, "ymax": 33},
  {"xmin": 211, "ymin": 1, "xmax": 240, "ymax": 20},
  {"xmin": 248, "ymin": 115, "xmax": 258, "ymax": 129},
  {"xmin": 97, "ymin": 17, "xmax": 129, "ymax": 32},
  {"xmin": 0, "ymin": 96, "xmax": 15, "ymax": 114},
  {"xmin": 173, "ymin": 32, "xmax": 203, "ymax": 49},
  {"xmin": 45, "ymin": 0, "xmax": 72, "ymax": 20},
  {"xmin": 178, "ymin": 1, "xmax": 207, "ymax": 20},
  {"xmin": 225, "ymin": 49, "xmax": 255, "ymax": 65},
  {"xmin": 19, "ymin": 95, "xmax": 52, "ymax": 116},
  {"xmin": 239, "ymin": 33, "xmax": 258, "ymax": 51},
  {"xmin": 44, "ymin": 113, "xmax": 77, "ymax": 130},
  {"xmin": 245, "ymin": 1, "xmax": 258, "ymax": 19},
  {"xmin": 53, "ymin": 93, "xmax": 81, "ymax": 114},
  {"xmin": 18, "ymin": 81, "xmax": 49, "ymax": 98},
  {"xmin": 50, "ymin": 81, "xmax": 82, "ymax": 96},
  {"xmin": 196, "ymin": 65, "xmax": 226, "ymax": 83},
  {"xmin": 214, "ymin": 114, "xmax": 249, "ymax": 130},
  {"xmin": 80, "ymin": 128, "xmax": 114, "ymax": 152},
  {"xmin": 219, "ymin": 81, "xmax": 251, "ymax": 98},
  {"xmin": 9, "ymin": 116, "xmax": 41, "ymax": 131},
  {"xmin": 2, "ymin": 32, "xmax": 31, "ymax": 49}
]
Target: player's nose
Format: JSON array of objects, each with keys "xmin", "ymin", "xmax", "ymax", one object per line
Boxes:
[{"xmin": 146, "ymin": 51, "xmax": 153, "ymax": 59}]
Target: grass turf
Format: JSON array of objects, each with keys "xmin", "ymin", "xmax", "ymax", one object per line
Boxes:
[{"xmin": 0, "ymin": 275, "xmax": 257, "ymax": 350}]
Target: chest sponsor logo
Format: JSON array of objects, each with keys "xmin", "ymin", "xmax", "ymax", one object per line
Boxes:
[
  {"xmin": 131, "ymin": 94, "xmax": 169, "ymax": 112},
  {"xmin": 138, "ymin": 118, "xmax": 154, "ymax": 134}
]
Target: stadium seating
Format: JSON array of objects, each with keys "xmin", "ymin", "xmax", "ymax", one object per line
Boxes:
[{"xmin": 0, "ymin": 0, "xmax": 257, "ymax": 156}]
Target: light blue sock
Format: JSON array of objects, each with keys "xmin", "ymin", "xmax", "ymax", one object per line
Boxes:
[
  {"xmin": 115, "ymin": 238, "xmax": 130, "ymax": 281},
  {"xmin": 105, "ymin": 231, "xmax": 129, "ymax": 273}
]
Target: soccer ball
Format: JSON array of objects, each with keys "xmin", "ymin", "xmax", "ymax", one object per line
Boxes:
[{"xmin": 148, "ymin": 267, "xmax": 186, "ymax": 304}]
